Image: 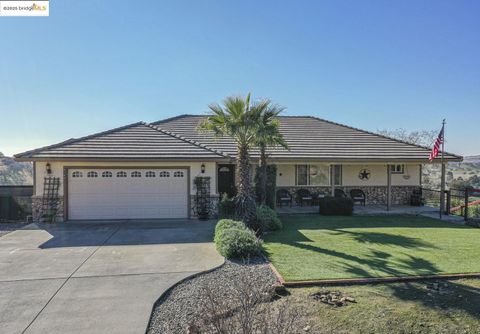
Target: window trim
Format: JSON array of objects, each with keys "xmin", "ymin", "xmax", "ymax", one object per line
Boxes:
[
  {"xmin": 116, "ymin": 171, "xmax": 127, "ymax": 178},
  {"xmin": 87, "ymin": 171, "xmax": 98, "ymax": 178},
  {"xmin": 131, "ymin": 171, "xmax": 142, "ymax": 178},
  {"xmin": 295, "ymin": 164, "xmax": 330, "ymax": 186},
  {"xmin": 390, "ymin": 164, "xmax": 405, "ymax": 174}
]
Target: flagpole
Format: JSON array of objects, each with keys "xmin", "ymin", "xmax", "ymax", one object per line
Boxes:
[{"xmin": 440, "ymin": 119, "xmax": 446, "ymax": 219}]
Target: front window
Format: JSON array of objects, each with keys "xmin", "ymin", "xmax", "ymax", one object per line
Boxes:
[
  {"xmin": 333, "ymin": 165, "xmax": 342, "ymax": 185},
  {"xmin": 390, "ymin": 164, "xmax": 404, "ymax": 174},
  {"xmin": 296, "ymin": 164, "xmax": 330, "ymax": 186}
]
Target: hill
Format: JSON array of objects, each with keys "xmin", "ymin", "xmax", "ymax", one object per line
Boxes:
[{"xmin": 0, "ymin": 152, "xmax": 33, "ymax": 185}]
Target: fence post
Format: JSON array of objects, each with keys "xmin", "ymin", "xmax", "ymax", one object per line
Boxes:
[
  {"xmin": 464, "ymin": 188, "xmax": 469, "ymax": 221},
  {"xmin": 445, "ymin": 190, "xmax": 451, "ymax": 215}
]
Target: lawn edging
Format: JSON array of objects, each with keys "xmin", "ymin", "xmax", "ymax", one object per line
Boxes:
[{"xmin": 267, "ymin": 265, "xmax": 480, "ymax": 287}]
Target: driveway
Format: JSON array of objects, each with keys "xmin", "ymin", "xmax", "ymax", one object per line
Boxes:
[{"xmin": 0, "ymin": 220, "xmax": 224, "ymax": 334}]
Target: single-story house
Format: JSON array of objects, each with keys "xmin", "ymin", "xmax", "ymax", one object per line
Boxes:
[{"xmin": 14, "ymin": 115, "xmax": 462, "ymax": 221}]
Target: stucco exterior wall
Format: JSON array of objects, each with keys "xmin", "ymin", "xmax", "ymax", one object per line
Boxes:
[
  {"xmin": 276, "ymin": 163, "xmax": 421, "ymax": 187},
  {"xmin": 34, "ymin": 161, "xmax": 218, "ymax": 197}
]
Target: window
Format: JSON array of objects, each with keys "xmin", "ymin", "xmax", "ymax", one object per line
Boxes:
[
  {"xmin": 333, "ymin": 165, "xmax": 342, "ymax": 186},
  {"xmin": 145, "ymin": 171, "xmax": 155, "ymax": 178},
  {"xmin": 102, "ymin": 171, "xmax": 112, "ymax": 178},
  {"xmin": 117, "ymin": 171, "xmax": 127, "ymax": 178},
  {"xmin": 72, "ymin": 171, "xmax": 83, "ymax": 178},
  {"xmin": 296, "ymin": 165, "xmax": 330, "ymax": 186},
  {"xmin": 174, "ymin": 171, "xmax": 184, "ymax": 178},
  {"xmin": 87, "ymin": 171, "xmax": 98, "ymax": 178},
  {"xmin": 159, "ymin": 171, "xmax": 170, "ymax": 177},
  {"xmin": 390, "ymin": 164, "xmax": 404, "ymax": 174},
  {"xmin": 131, "ymin": 171, "xmax": 141, "ymax": 178}
]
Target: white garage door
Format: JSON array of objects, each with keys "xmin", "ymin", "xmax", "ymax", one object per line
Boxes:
[{"xmin": 68, "ymin": 168, "xmax": 188, "ymax": 220}]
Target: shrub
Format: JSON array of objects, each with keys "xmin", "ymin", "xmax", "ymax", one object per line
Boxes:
[
  {"xmin": 319, "ymin": 196, "xmax": 354, "ymax": 216},
  {"xmin": 256, "ymin": 205, "xmax": 282, "ymax": 231},
  {"xmin": 218, "ymin": 194, "xmax": 236, "ymax": 219},
  {"xmin": 214, "ymin": 219, "xmax": 246, "ymax": 242},
  {"xmin": 215, "ymin": 227, "xmax": 262, "ymax": 259}
]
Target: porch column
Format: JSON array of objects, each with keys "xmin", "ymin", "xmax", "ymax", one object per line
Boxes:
[
  {"xmin": 386, "ymin": 164, "xmax": 391, "ymax": 211},
  {"xmin": 331, "ymin": 164, "xmax": 335, "ymax": 196}
]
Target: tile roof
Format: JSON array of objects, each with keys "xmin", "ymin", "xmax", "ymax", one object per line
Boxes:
[
  {"xmin": 14, "ymin": 122, "xmax": 229, "ymax": 160},
  {"xmin": 15, "ymin": 114, "xmax": 462, "ymax": 162},
  {"xmin": 152, "ymin": 114, "xmax": 462, "ymax": 162}
]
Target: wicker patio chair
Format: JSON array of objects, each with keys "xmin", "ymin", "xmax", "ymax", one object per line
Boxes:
[{"xmin": 349, "ymin": 189, "xmax": 366, "ymax": 206}]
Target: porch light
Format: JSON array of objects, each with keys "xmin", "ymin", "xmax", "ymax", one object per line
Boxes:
[
  {"xmin": 46, "ymin": 162, "xmax": 52, "ymax": 174},
  {"xmin": 201, "ymin": 163, "xmax": 206, "ymax": 174}
]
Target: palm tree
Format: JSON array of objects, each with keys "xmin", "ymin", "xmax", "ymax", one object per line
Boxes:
[
  {"xmin": 251, "ymin": 101, "xmax": 289, "ymax": 205},
  {"xmin": 200, "ymin": 94, "xmax": 258, "ymax": 226}
]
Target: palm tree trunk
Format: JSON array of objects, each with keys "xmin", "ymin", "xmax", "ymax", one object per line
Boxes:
[
  {"xmin": 259, "ymin": 144, "xmax": 267, "ymax": 205},
  {"xmin": 235, "ymin": 144, "xmax": 256, "ymax": 227}
]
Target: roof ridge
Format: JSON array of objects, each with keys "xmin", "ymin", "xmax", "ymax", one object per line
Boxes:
[
  {"xmin": 145, "ymin": 123, "xmax": 231, "ymax": 159},
  {"xmin": 14, "ymin": 122, "xmax": 144, "ymax": 159},
  {"xmin": 150, "ymin": 114, "xmax": 196, "ymax": 125},
  {"xmin": 307, "ymin": 116, "xmax": 463, "ymax": 160}
]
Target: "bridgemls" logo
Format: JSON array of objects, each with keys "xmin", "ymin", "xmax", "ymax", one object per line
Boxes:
[{"xmin": 0, "ymin": 1, "xmax": 49, "ymax": 16}]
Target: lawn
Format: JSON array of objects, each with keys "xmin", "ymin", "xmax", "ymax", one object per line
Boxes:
[
  {"xmin": 279, "ymin": 279, "xmax": 480, "ymax": 333},
  {"xmin": 263, "ymin": 215, "xmax": 480, "ymax": 281}
]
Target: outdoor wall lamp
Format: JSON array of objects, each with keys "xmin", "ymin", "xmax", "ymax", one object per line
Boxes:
[
  {"xmin": 46, "ymin": 162, "xmax": 52, "ymax": 174},
  {"xmin": 201, "ymin": 163, "xmax": 206, "ymax": 174}
]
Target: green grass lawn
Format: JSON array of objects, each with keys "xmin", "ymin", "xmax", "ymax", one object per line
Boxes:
[
  {"xmin": 263, "ymin": 215, "xmax": 480, "ymax": 281},
  {"xmin": 279, "ymin": 279, "xmax": 480, "ymax": 333}
]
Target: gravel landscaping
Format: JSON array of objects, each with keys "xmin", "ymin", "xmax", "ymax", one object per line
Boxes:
[
  {"xmin": 147, "ymin": 258, "xmax": 280, "ymax": 334},
  {"xmin": 0, "ymin": 222, "xmax": 28, "ymax": 237}
]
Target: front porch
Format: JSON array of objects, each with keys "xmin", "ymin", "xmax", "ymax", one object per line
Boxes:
[{"xmin": 276, "ymin": 203, "xmax": 439, "ymax": 216}]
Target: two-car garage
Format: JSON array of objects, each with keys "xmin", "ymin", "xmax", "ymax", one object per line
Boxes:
[{"xmin": 67, "ymin": 168, "xmax": 189, "ymax": 220}]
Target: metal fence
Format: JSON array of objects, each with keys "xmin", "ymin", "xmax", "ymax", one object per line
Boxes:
[
  {"xmin": 0, "ymin": 186, "xmax": 33, "ymax": 221},
  {"xmin": 421, "ymin": 187, "xmax": 480, "ymax": 223}
]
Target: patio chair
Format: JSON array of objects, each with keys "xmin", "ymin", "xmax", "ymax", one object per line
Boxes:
[
  {"xmin": 296, "ymin": 188, "xmax": 313, "ymax": 206},
  {"xmin": 334, "ymin": 189, "xmax": 348, "ymax": 198},
  {"xmin": 276, "ymin": 189, "xmax": 293, "ymax": 207},
  {"xmin": 350, "ymin": 189, "xmax": 366, "ymax": 206}
]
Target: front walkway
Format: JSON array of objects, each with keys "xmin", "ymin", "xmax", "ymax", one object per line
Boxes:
[{"xmin": 0, "ymin": 220, "xmax": 223, "ymax": 334}]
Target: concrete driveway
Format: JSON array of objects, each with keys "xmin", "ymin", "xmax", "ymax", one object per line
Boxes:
[{"xmin": 0, "ymin": 220, "xmax": 223, "ymax": 334}]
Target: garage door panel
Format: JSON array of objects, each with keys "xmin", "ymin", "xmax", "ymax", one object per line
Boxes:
[{"xmin": 68, "ymin": 169, "xmax": 188, "ymax": 220}]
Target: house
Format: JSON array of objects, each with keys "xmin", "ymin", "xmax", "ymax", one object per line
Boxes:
[{"xmin": 14, "ymin": 115, "xmax": 462, "ymax": 221}]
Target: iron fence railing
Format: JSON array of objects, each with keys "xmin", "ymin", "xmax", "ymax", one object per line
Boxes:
[{"xmin": 421, "ymin": 187, "xmax": 480, "ymax": 223}]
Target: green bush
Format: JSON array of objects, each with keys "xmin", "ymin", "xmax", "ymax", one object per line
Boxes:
[
  {"xmin": 214, "ymin": 219, "xmax": 246, "ymax": 241},
  {"xmin": 218, "ymin": 194, "xmax": 236, "ymax": 219},
  {"xmin": 215, "ymin": 227, "xmax": 262, "ymax": 259},
  {"xmin": 319, "ymin": 197, "xmax": 354, "ymax": 216},
  {"xmin": 256, "ymin": 204, "xmax": 282, "ymax": 231}
]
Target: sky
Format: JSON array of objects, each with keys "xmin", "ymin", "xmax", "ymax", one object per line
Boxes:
[{"xmin": 0, "ymin": 0, "xmax": 479, "ymax": 157}]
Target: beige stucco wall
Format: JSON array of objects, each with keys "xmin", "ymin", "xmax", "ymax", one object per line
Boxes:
[
  {"xmin": 34, "ymin": 161, "xmax": 218, "ymax": 196},
  {"xmin": 276, "ymin": 163, "xmax": 421, "ymax": 187}
]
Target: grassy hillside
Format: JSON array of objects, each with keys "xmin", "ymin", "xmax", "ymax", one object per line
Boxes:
[{"xmin": 0, "ymin": 152, "xmax": 33, "ymax": 186}]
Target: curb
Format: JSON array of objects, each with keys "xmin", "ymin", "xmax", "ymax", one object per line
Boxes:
[{"xmin": 269, "ymin": 269, "xmax": 480, "ymax": 287}]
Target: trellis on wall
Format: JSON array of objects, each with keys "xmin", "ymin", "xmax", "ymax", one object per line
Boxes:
[
  {"xmin": 193, "ymin": 176, "xmax": 212, "ymax": 220},
  {"xmin": 41, "ymin": 177, "xmax": 60, "ymax": 223}
]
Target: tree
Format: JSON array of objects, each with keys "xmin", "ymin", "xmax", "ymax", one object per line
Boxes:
[
  {"xmin": 376, "ymin": 128, "xmax": 438, "ymax": 188},
  {"xmin": 251, "ymin": 101, "xmax": 288, "ymax": 205},
  {"xmin": 200, "ymin": 94, "xmax": 259, "ymax": 227}
]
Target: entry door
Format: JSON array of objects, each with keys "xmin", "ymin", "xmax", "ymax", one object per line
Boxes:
[
  {"xmin": 68, "ymin": 168, "xmax": 188, "ymax": 220},
  {"xmin": 217, "ymin": 164, "xmax": 236, "ymax": 198}
]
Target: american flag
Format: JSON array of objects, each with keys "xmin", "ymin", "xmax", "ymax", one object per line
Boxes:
[{"xmin": 429, "ymin": 124, "xmax": 444, "ymax": 162}]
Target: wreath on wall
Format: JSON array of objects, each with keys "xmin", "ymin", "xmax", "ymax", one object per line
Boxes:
[{"xmin": 358, "ymin": 169, "xmax": 371, "ymax": 181}]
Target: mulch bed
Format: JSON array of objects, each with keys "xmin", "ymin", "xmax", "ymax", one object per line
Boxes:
[
  {"xmin": 0, "ymin": 222, "xmax": 29, "ymax": 237},
  {"xmin": 147, "ymin": 258, "xmax": 278, "ymax": 334}
]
